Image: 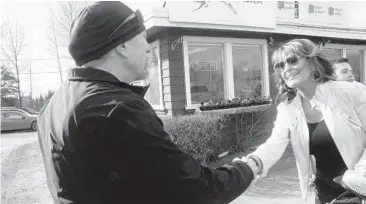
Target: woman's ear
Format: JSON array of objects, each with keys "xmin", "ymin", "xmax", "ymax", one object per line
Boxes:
[{"xmin": 115, "ymin": 43, "xmax": 128, "ymax": 58}]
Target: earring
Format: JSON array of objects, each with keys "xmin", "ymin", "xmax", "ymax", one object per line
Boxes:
[{"xmin": 311, "ymin": 70, "xmax": 323, "ymax": 82}]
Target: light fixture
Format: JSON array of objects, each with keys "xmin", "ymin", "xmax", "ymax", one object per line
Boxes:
[{"xmin": 171, "ymin": 37, "xmax": 183, "ymax": 51}]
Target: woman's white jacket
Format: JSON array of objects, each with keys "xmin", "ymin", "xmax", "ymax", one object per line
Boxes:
[{"xmin": 250, "ymin": 81, "xmax": 366, "ymax": 200}]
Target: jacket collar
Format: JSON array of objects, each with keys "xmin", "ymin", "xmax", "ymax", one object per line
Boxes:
[{"xmin": 68, "ymin": 67, "xmax": 150, "ymax": 96}]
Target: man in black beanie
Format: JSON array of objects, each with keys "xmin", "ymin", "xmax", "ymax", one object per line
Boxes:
[{"xmin": 37, "ymin": 2, "xmax": 258, "ymax": 204}]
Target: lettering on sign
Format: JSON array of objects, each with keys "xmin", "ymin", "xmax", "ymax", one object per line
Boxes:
[
  {"xmin": 277, "ymin": 1, "xmax": 299, "ymax": 18},
  {"xmin": 190, "ymin": 61, "xmax": 217, "ymax": 71},
  {"xmin": 192, "ymin": 1, "xmax": 263, "ymax": 15}
]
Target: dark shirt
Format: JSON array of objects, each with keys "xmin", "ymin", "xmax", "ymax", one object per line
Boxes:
[
  {"xmin": 308, "ymin": 120, "xmax": 348, "ymax": 179},
  {"xmin": 37, "ymin": 67, "xmax": 254, "ymax": 204}
]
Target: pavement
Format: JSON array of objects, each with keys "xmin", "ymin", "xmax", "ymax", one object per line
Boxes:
[
  {"xmin": 1, "ymin": 131, "xmax": 315, "ymax": 204},
  {"xmin": 230, "ymin": 155, "xmax": 315, "ymax": 204},
  {"xmin": 1, "ymin": 131, "xmax": 38, "ymax": 163}
]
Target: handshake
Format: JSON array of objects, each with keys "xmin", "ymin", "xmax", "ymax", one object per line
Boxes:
[{"xmin": 233, "ymin": 155, "xmax": 263, "ymax": 177}]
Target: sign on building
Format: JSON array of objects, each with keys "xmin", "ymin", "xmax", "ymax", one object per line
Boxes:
[
  {"xmin": 276, "ymin": 1, "xmax": 349, "ymax": 29},
  {"xmin": 167, "ymin": 1, "xmax": 277, "ymax": 29}
]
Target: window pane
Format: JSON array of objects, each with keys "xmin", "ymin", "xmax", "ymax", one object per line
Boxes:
[
  {"xmin": 322, "ymin": 49, "xmax": 341, "ymax": 61},
  {"xmin": 347, "ymin": 50, "xmax": 362, "ymax": 82},
  {"xmin": 145, "ymin": 47, "xmax": 162, "ymax": 106},
  {"xmin": 233, "ymin": 46, "xmax": 262, "ymax": 98},
  {"xmin": 188, "ymin": 45, "xmax": 224, "ymax": 104},
  {"xmin": 7, "ymin": 112, "xmax": 23, "ymax": 119}
]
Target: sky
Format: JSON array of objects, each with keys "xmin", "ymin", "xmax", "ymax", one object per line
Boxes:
[{"xmin": 0, "ymin": 0, "xmax": 164, "ymax": 97}]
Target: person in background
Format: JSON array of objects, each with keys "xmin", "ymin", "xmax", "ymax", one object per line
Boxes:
[
  {"xmin": 37, "ymin": 2, "xmax": 256, "ymax": 204},
  {"xmin": 331, "ymin": 58, "xmax": 365, "ymax": 89},
  {"xmin": 331, "ymin": 58, "xmax": 355, "ymax": 82},
  {"xmin": 239, "ymin": 39, "xmax": 366, "ymax": 204}
]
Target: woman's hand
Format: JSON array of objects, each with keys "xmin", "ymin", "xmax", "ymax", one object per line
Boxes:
[
  {"xmin": 354, "ymin": 163, "xmax": 366, "ymax": 177},
  {"xmin": 309, "ymin": 174, "xmax": 316, "ymax": 187}
]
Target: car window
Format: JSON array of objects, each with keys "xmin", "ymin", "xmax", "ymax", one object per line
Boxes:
[
  {"xmin": 6, "ymin": 112, "xmax": 25, "ymax": 119},
  {"xmin": 23, "ymin": 108, "xmax": 38, "ymax": 114}
]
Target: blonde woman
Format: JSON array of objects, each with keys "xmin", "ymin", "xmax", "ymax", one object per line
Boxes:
[{"xmin": 234, "ymin": 39, "xmax": 366, "ymax": 204}]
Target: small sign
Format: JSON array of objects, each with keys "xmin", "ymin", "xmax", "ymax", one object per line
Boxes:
[
  {"xmin": 190, "ymin": 61, "xmax": 217, "ymax": 71},
  {"xmin": 276, "ymin": 1, "xmax": 348, "ymax": 29}
]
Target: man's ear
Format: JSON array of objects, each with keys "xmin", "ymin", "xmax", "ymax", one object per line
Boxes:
[{"xmin": 115, "ymin": 43, "xmax": 128, "ymax": 58}]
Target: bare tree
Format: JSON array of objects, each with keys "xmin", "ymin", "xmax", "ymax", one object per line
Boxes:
[
  {"xmin": 49, "ymin": 6, "xmax": 64, "ymax": 83},
  {"xmin": 56, "ymin": 1, "xmax": 86, "ymax": 43},
  {"xmin": 0, "ymin": 20, "xmax": 27, "ymax": 106},
  {"xmin": 47, "ymin": 1, "xmax": 86, "ymax": 82},
  {"xmin": 49, "ymin": 1, "xmax": 87, "ymax": 46}
]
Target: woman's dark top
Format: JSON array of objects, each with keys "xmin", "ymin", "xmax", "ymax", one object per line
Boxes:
[{"xmin": 308, "ymin": 120, "xmax": 348, "ymax": 179}]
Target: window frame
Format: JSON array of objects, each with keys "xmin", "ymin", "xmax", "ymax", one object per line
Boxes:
[
  {"xmin": 322, "ymin": 43, "xmax": 366, "ymax": 84},
  {"xmin": 182, "ymin": 36, "xmax": 270, "ymax": 109},
  {"xmin": 139, "ymin": 40, "xmax": 165, "ymax": 111}
]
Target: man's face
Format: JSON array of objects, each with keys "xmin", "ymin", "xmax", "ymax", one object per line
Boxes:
[
  {"xmin": 333, "ymin": 62, "xmax": 355, "ymax": 82},
  {"xmin": 123, "ymin": 31, "xmax": 151, "ymax": 81}
]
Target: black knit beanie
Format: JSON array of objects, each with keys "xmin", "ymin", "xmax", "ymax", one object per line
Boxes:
[{"xmin": 68, "ymin": 1, "xmax": 146, "ymax": 66}]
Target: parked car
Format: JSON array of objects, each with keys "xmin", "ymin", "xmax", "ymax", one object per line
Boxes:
[{"xmin": 1, "ymin": 107, "xmax": 38, "ymax": 131}]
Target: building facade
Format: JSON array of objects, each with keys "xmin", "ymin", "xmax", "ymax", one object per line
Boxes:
[{"xmin": 139, "ymin": 1, "xmax": 366, "ymax": 118}]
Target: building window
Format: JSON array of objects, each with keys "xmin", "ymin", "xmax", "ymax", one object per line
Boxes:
[
  {"xmin": 183, "ymin": 36, "xmax": 269, "ymax": 108},
  {"xmin": 188, "ymin": 44, "xmax": 225, "ymax": 104},
  {"xmin": 322, "ymin": 48, "xmax": 342, "ymax": 61},
  {"xmin": 232, "ymin": 46, "xmax": 263, "ymax": 98},
  {"xmin": 347, "ymin": 50, "xmax": 363, "ymax": 82},
  {"xmin": 322, "ymin": 44, "xmax": 366, "ymax": 83},
  {"xmin": 132, "ymin": 40, "xmax": 164, "ymax": 110}
]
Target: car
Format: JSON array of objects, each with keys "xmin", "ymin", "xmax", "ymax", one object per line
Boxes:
[{"xmin": 1, "ymin": 107, "xmax": 38, "ymax": 132}]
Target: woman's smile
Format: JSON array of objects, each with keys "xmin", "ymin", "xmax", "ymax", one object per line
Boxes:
[
  {"xmin": 287, "ymin": 72, "xmax": 299, "ymax": 80},
  {"xmin": 285, "ymin": 68, "xmax": 303, "ymax": 81}
]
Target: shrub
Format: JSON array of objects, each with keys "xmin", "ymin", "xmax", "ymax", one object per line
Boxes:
[
  {"xmin": 221, "ymin": 111, "xmax": 267, "ymax": 154},
  {"xmin": 161, "ymin": 110, "xmax": 269, "ymax": 166},
  {"xmin": 161, "ymin": 113, "xmax": 230, "ymax": 165}
]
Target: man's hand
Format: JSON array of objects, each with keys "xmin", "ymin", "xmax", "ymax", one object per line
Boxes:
[{"xmin": 233, "ymin": 157, "xmax": 259, "ymax": 176}]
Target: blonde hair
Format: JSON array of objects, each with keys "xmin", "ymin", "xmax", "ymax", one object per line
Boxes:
[{"xmin": 271, "ymin": 39, "xmax": 335, "ymax": 103}]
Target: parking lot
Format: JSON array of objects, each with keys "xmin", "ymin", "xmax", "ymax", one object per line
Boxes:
[{"xmin": 1, "ymin": 131, "xmax": 38, "ymax": 162}]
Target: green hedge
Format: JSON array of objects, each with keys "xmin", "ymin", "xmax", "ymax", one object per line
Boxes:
[{"xmin": 161, "ymin": 111, "xmax": 267, "ymax": 165}]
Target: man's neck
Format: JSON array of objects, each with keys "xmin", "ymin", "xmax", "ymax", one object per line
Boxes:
[{"xmin": 82, "ymin": 60, "xmax": 136, "ymax": 84}]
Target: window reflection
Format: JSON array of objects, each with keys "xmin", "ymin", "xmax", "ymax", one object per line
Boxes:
[
  {"xmin": 347, "ymin": 50, "xmax": 362, "ymax": 82},
  {"xmin": 322, "ymin": 49, "xmax": 341, "ymax": 61},
  {"xmin": 188, "ymin": 45, "xmax": 224, "ymax": 104},
  {"xmin": 145, "ymin": 47, "xmax": 162, "ymax": 106},
  {"xmin": 232, "ymin": 46, "xmax": 262, "ymax": 98}
]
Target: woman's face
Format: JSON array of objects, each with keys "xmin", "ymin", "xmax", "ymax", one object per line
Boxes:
[{"xmin": 274, "ymin": 54, "xmax": 313, "ymax": 89}]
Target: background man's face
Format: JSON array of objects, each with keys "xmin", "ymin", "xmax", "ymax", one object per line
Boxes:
[{"xmin": 333, "ymin": 62, "xmax": 355, "ymax": 82}]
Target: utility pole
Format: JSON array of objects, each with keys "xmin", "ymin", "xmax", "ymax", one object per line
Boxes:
[{"xmin": 29, "ymin": 56, "xmax": 33, "ymax": 108}]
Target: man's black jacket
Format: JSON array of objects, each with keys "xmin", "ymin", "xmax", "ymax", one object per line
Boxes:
[{"xmin": 37, "ymin": 67, "xmax": 254, "ymax": 204}]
